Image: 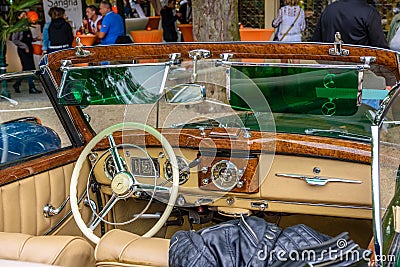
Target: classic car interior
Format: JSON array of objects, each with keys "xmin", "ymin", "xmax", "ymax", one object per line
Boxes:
[{"xmin": 0, "ymin": 41, "xmax": 399, "ymax": 266}]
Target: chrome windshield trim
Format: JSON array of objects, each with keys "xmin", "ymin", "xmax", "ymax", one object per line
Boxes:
[
  {"xmin": 374, "ymin": 82, "xmax": 400, "ymax": 127},
  {"xmin": 357, "ymin": 69, "xmax": 364, "ymax": 106},
  {"xmin": 59, "ymin": 62, "xmax": 168, "ymax": 72},
  {"xmin": 371, "ymin": 125, "xmax": 383, "ymax": 265},
  {"xmin": 217, "ymin": 61, "xmax": 367, "ymax": 70}
]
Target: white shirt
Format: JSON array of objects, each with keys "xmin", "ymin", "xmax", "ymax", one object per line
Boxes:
[
  {"xmin": 89, "ymin": 15, "xmax": 102, "ymax": 33},
  {"xmin": 272, "ymin": 5, "xmax": 305, "ymax": 42}
]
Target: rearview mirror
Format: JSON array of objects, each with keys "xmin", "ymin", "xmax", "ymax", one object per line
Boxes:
[{"xmin": 165, "ymin": 83, "xmax": 206, "ymax": 104}]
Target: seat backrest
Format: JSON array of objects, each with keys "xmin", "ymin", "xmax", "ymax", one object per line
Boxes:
[
  {"xmin": 95, "ymin": 229, "xmax": 169, "ymax": 267},
  {"xmin": 0, "ymin": 232, "xmax": 95, "ymax": 267}
]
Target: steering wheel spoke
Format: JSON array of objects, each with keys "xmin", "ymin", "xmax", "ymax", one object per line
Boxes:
[
  {"xmin": 107, "ymin": 134, "xmax": 127, "ymax": 173},
  {"xmin": 88, "ymin": 193, "xmax": 119, "ymax": 231}
]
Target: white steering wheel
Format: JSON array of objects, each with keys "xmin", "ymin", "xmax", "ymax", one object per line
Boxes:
[{"xmin": 70, "ymin": 122, "xmax": 179, "ymax": 244}]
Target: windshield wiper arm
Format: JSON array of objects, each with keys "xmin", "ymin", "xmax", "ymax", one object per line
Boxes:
[{"xmin": 304, "ymin": 129, "xmax": 370, "ymax": 142}]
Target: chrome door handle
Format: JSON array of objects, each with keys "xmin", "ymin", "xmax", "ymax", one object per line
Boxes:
[
  {"xmin": 43, "ymin": 196, "xmax": 70, "ymax": 217},
  {"xmin": 275, "ymin": 173, "xmax": 362, "ymax": 186}
]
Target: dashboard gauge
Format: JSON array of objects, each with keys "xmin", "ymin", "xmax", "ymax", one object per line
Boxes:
[
  {"xmin": 164, "ymin": 156, "xmax": 190, "ymax": 185},
  {"xmin": 130, "ymin": 157, "xmax": 159, "ymax": 178},
  {"xmin": 211, "ymin": 160, "xmax": 239, "ymax": 191},
  {"xmin": 104, "ymin": 154, "xmax": 128, "ymax": 179}
]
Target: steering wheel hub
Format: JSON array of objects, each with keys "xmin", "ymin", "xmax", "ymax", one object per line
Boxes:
[{"xmin": 111, "ymin": 172, "xmax": 134, "ymax": 196}]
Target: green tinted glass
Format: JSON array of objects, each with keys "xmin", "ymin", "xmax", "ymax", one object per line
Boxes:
[
  {"xmin": 230, "ymin": 65, "xmax": 360, "ymax": 116},
  {"xmin": 58, "ymin": 64, "xmax": 166, "ymax": 105}
]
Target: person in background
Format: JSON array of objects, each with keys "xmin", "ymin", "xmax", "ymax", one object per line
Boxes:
[
  {"xmin": 178, "ymin": 0, "xmax": 192, "ymax": 24},
  {"xmin": 11, "ymin": 11, "xmax": 41, "ymax": 94},
  {"xmin": 272, "ymin": 0, "xmax": 305, "ymax": 42},
  {"xmin": 97, "ymin": 0, "xmax": 125, "ymax": 44},
  {"xmin": 387, "ymin": 3, "xmax": 400, "ymax": 51},
  {"xmin": 42, "ymin": 7, "xmax": 57, "ymax": 54},
  {"xmin": 48, "ymin": 7, "xmax": 73, "ymax": 52},
  {"xmin": 84, "ymin": 5, "xmax": 103, "ymax": 34},
  {"xmin": 123, "ymin": 0, "xmax": 133, "ymax": 18},
  {"xmin": 150, "ymin": 0, "xmax": 162, "ymax": 16},
  {"xmin": 161, "ymin": 0, "xmax": 179, "ymax": 42},
  {"xmin": 312, "ymin": 0, "xmax": 388, "ymax": 48}
]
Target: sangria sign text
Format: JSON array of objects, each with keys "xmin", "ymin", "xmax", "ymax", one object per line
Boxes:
[{"xmin": 42, "ymin": 0, "xmax": 82, "ymax": 34}]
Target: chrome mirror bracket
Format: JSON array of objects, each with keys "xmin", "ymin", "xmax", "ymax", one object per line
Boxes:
[
  {"xmin": 188, "ymin": 49, "xmax": 211, "ymax": 83},
  {"xmin": 328, "ymin": 32, "xmax": 349, "ymax": 56},
  {"xmin": 75, "ymin": 37, "xmax": 91, "ymax": 58}
]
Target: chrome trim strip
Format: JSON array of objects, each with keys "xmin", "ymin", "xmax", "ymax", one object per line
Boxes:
[
  {"xmin": 0, "ymin": 70, "xmax": 38, "ymax": 81},
  {"xmin": 357, "ymin": 68, "xmax": 364, "ymax": 106},
  {"xmin": 59, "ymin": 62, "xmax": 168, "ymax": 71},
  {"xmin": 43, "ymin": 210, "xmax": 73, "ymax": 236},
  {"xmin": 226, "ymin": 67, "xmax": 231, "ymax": 100},
  {"xmin": 156, "ymin": 63, "xmax": 171, "ymax": 127},
  {"xmin": 220, "ymin": 62, "xmax": 364, "ymax": 70},
  {"xmin": 159, "ymin": 62, "xmax": 170, "ymax": 95},
  {"xmin": 266, "ymin": 199, "xmax": 372, "ymax": 210},
  {"xmin": 371, "ymin": 125, "xmax": 383, "ymax": 266},
  {"xmin": 43, "ymin": 66, "xmax": 60, "ymax": 92},
  {"xmin": 374, "ymin": 82, "xmax": 400, "ymax": 127}
]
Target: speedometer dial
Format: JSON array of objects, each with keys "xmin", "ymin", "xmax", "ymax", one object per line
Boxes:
[
  {"xmin": 164, "ymin": 156, "xmax": 190, "ymax": 185},
  {"xmin": 211, "ymin": 160, "xmax": 239, "ymax": 191}
]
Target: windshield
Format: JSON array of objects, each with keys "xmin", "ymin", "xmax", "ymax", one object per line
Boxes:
[
  {"xmin": 58, "ymin": 63, "xmax": 167, "ymax": 105},
  {"xmin": 62, "ymin": 58, "xmax": 394, "ymax": 142}
]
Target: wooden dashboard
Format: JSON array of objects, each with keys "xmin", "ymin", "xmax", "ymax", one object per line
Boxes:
[{"xmin": 91, "ymin": 128, "xmax": 372, "ymax": 219}]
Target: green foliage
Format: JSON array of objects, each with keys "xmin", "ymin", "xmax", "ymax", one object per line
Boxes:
[{"xmin": 0, "ymin": 0, "xmax": 40, "ymax": 45}]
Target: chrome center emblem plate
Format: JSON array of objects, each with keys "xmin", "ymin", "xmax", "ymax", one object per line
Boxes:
[{"xmin": 111, "ymin": 172, "xmax": 133, "ymax": 195}]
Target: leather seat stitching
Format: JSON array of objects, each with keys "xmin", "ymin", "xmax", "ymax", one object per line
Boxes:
[
  {"xmin": 94, "ymin": 228, "xmax": 120, "ymax": 257},
  {"xmin": 18, "ymin": 236, "xmax": 32, "ymax": 259},
  {"xmin": 118, "ymin": 235, "xmax": 141, "ymax": 262},
  {"xmin": 49, "ymin": 237, "xmax": 82, "ymax": 264}
]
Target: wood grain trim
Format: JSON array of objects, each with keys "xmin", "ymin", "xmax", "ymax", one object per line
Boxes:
[
  {"xmin": 0, "ymin": 147, "xmax": 83, "ymax": 186},
  {"xmin": 65, "ymin": 106, "xmax": 94, "ymax": 142},
  {"xmin": 91, "ymin": 128, "xmax": 371, "ymax": 163},
  {"xmin": 45, "ymin": 43, "xmax": 399, "ymax": 72},
  {"xmin": 198, "ymin": 156, "xmax": 259, "ymax": 193}
]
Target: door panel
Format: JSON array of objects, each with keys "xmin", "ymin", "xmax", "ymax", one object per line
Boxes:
[{"xmin": 0, "ymin": 162, "xmax": 91, "ymax": 236}]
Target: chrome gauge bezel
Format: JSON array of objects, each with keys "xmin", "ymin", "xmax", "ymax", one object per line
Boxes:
[
  {"xmin": 211, "ymin": 160, "xmax": 239, "ymax": 191},
  {"xmin": 164, "ymin": 156, "xmax": 190, "ymax": 185}
]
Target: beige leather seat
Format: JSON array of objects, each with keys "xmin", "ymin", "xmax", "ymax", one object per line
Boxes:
[
  {"xmin": 0, "ymin": 232, "xmax": 95, "ymax": 267},
  {"xmin": 95, "ymin": 229, "xmax": 170, "ymax": 267}
]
